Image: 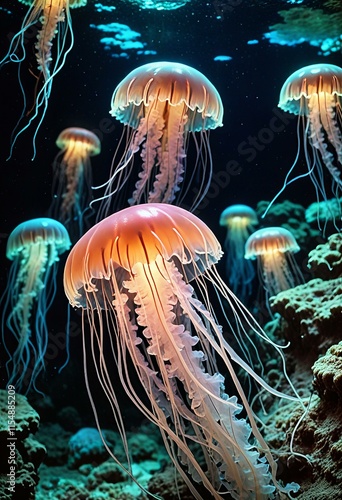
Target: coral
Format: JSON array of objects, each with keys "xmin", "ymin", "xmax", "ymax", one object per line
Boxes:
[
  {"xmin": 148, "ymin": 465, "xmax": 194, "ymax": 499},
  {"xmin": 68, "ymin": 428, "xmax": 120, "ymax": 468},
  {"xmin": 312, "ymin": 341, "xmax": 342, "ymax": 401},
  {"xmin": 0, "ymin": 390, "xmax": 45, "ymax": 499},
  {"xmin": 263, "ymin": 6, "xmax": 342, "ymax": 56},
  {"xmin": 308, "ymin": 233, "xmax": 342, "ymax": 280},
  {"xmin": 0, "ymin": 391, "xmax": 40, "ymax": 440},
  {"xmin": 86, "ymin": 460, "xmax": 126, "ymax": 489},
  {"xmin": 256, "ymin": 199, "xmax": 320, "ymax": 249},
  {"xmin": 270, "ymin": 277, "xmax": 342, "ymax": 345},
  {"xmin": 262, "ymin": 395, "xmax": 342, "ymax": 499},
  {"xmin": 305, "ymin": 197, "xmax": 342, "ymax": 229}
]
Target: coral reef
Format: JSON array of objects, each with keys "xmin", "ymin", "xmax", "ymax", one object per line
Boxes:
[
  {"xmin": 312, "ymin": 341, "xmax": 342, "ymax": 401},
  {"xmin": 264, "ymin": 395, "xmax": 342, "ymax": 500},
  {"xmin": 308, "ymin": 233, "xmax": 342, "ymax": 280},
  {"xmin": 0, "ymin": 390, "xmax": 45, "ymax": 499},
  {"xmin": 270, "ymin": 277, "xmax": 342, "ymax": 348},
  {"xmin": 305, "ymin": 197, "xmax": 342, "ymax": 233},
  {"xmin": 263, "ymin": 6, "xmax": 342, "ymax": 56}
]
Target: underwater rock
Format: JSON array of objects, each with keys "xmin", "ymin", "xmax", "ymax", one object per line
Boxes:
[
  {"xmin": 262, "ymin": 394, "xmax": 342, "ymax": 499},
  {"xmin": 270, "ymin": 277, "xmax": 342, "ymax": 346},
  {"xmin": 308, "ymin": 233, "xmax": 342, "ymax": 280},
  {"xmin": 68, "ymin": 427, "xmax": 120, "ymax": 469},
  {"xmin": 312, "ymin": 341, "xmax": 342, "ymax": 401},
  {"xmin": 305, "ymin": 197, "xmax": 342, "ymax": 232},
  {"xmin": 148, "ymin": 465, "xmax": 194, "ymax": 499},
  {"xmin": 0, "ymin": 390, "xmax": 45, "ymax": 499}
]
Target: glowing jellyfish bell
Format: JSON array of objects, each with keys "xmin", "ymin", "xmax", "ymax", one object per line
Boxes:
[
  {"xmin": 264, "ymin": 63, "xmax": 342, "ymax": 225},
  {"xmin": 50, "ymin": 127, "xmax": 101, "ymax": 240},
  {"xmin": 245, "ymin": 226, "xmax": 303, "ymax": 299},
  {"xmin": 93, "ymin": 61, "xmax": 223, "ymax": 218},
  {"xmin": 219, "ymin": 204, "xmax": 258, "ymax": 302},
  {"xmin": 2, "ymin": 218, "xmax": 71, "ymax": 393},
  {"xmin": 64, "ymin": 203, "xmax": 300, "ymax": 499},
  {"xmin": 0, "ymin": 0, "xmax": 87, "ymax": 158}
]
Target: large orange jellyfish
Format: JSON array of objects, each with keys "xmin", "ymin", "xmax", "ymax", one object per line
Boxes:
[
  {"xmin": 93, "ymin": 61, "xmax": 223, "ymax": 219},
  {"xmin": 219, "ymin": 204, "xmax": 258, "ymax": 302},
  {"xmin": 245, "ymin": 227, "xmax": 303, "ymax": 300},
  {"xmin": 64, "ymin": 203, "xmax": 300, "ymax": 499},
  {"xmin": 0, "ymin": 0, "xmax": 87, "ymax": 158},
  {"xmin": 50, "ymin": 127, "xmax": 101, "ymax": 240},
  {"xmin": 264, "ymin": 63, "xmax": 342, "ymax": 225},
  {"xmin": 2, "ymin": 218, "xmax": 71, "ymax": 393}
]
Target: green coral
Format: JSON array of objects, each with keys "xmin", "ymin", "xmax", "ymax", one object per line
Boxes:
[{"xmin": 308, "ymin": 233, "xmax": 342, "ymax": 280}]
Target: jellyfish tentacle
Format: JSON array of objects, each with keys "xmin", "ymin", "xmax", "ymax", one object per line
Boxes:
[
  {"xmin": 308, "ymin": 96, "xmax": 342, "ymax": 187},
  {"xmin": 150, "ymin": 105, "xmax": 187, "ymax": 204},
  {"xmin": 35, "ymin": 1, "xmax": 66, "ymax": 78},
  {"xmin": 122, "ymin": 257, "xmax": 277, "ymax": 499},
  {"xmin": 129, "ymin": 109, "xmax": 164, "ymax": 204}
]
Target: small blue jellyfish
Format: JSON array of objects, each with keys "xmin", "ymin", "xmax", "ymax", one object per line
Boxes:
[
  {"xmin": 219, "ymin": 204, "xmax": 258, "ymax": 302},
  {"xmin": 2, "ymin": 218, "xmax": 71, "ymax": 393}
]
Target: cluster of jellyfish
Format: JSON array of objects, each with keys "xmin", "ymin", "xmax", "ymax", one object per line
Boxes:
[{"xmin": 1, "ymin": 5, "xmax": 342, "ymax": 497}]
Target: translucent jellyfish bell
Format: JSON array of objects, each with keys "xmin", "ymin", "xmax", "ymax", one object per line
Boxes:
[
  {"xmin": 264, "ymin": 63, "xmax": 342, "ymax": 227},
  {"xmin": 2, "ymin": 218, "xmax": 71, "ymax": 393},
  {"xmin": 64, "ymin": 203, "xmax": 301, "ymax": 500},
  {"xmin": 219, "ymin": 204, "xmax": 258, "ymax": 302},
  {"xmin": 92, "ymin": 61, "xmax": 223, "ymax": 219},
  {"xmin": 50, "ymin": 127, "xmax": 101, "ymax": 240},
  {"xmin": 245, "ymin": 226, "xmax": 303, "ymax": 299}
]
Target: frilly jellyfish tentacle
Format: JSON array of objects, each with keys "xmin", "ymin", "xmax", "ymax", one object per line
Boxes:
[
  {"xmin": 150, "ymin": 106, "xmax": 187, "ymax": 204},
  {"xmin": 129, "ymin": 108, "xmax": 164, "ymax": 204},
  {"xmin": 308, "ymin": 94, "xmax": 342, "ymax": 187}
]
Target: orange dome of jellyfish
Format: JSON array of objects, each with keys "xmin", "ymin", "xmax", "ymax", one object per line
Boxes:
[
  {"xmin": 2, "ymin": 218, "xmax": 71, "ymax": 394},
  {"xmin": 64, "ymin": 204, "xmax": 300, "ymax": 499},
  {"xmin": 245, "ymin": 227, "xmax": 303, "ymax": 300},
  {"xmin": 93, "ymin": 61, "xmax": 223, "ymax": 218},
  {"xmin": 219, "ymin": 204, "xmax": 258, "ymax": 302},
  {"xmin": 264, "ymin": 63, "xmax": 342, "ymax": 226},
  {"xmin": 50, "ymin": 127, "xmax": 101, "ymax": 240},
  {"xmin": 0, "ymin": 0, "xmax": 87, "ymax": 158}
]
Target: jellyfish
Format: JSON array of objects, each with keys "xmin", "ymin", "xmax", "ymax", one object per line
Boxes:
[
  {"xmin": 2, "ymin": 218, "xmax": 71, "ymax": 393},
  {"xmin": 219, "ymin": 204, "xmax": 258, "ymax": 302},
  {"xmin": 93, "ymin": 61, "xmax": 223, "ymax": 219},
  {"xmin": 64, "ymin": 203, "xmax": 300, "ymax": 499},
  {"xmin": 244, "ymin": 227, "xmax": 303, "ymax": 301},
  {"xmin": 50, "ymin": 127, "xmax": 101, "ymax": 240},
  {"xmin": 264, "ymin": 63, "xmax": 342, "ymax": 226},
  {"xmin": 0, "ymin": 0, "xmax": 87, "ymax": 158}
]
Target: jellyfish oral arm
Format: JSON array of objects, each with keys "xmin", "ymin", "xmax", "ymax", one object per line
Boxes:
[
  {"xmin": 148, "ymin": 104, "xmax": 186, "ymax": 204},
  {"xmin": 35, "ymin": 2, "xmax": 67, "ymax": 77},
  {"xmin": 308, "ymin": 93, "xmax": 342, "ymax": 187}
]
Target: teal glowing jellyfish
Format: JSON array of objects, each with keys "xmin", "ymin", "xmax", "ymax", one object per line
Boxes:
[
  {"xmin": 245, "ymin": 227, "xmax": 303, "ymax": 300},
  {"xmin": 0, "ymin": 0, "xmax": 87, "ymax": 159},
  {"xmin": 50, "ymin": 127, "xmax": 101, "ymax": 240},
  {"xmin": 64, "ymin": 203, "xmax": 301, "ymax": 499},
  {"xmin": 264, "ymin": 64, "xmax": 342, "ymax": 225},
  {"xmin": 2, "ymin": 218, "xmax": 71, "ymax": 393},
  {"xmin": 219, "ymin": 204, "xmax": 258, "ymax": 302},
  {"xmin": 92, "ymin": 61, "xmax": 223, "ymax": 218}
]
